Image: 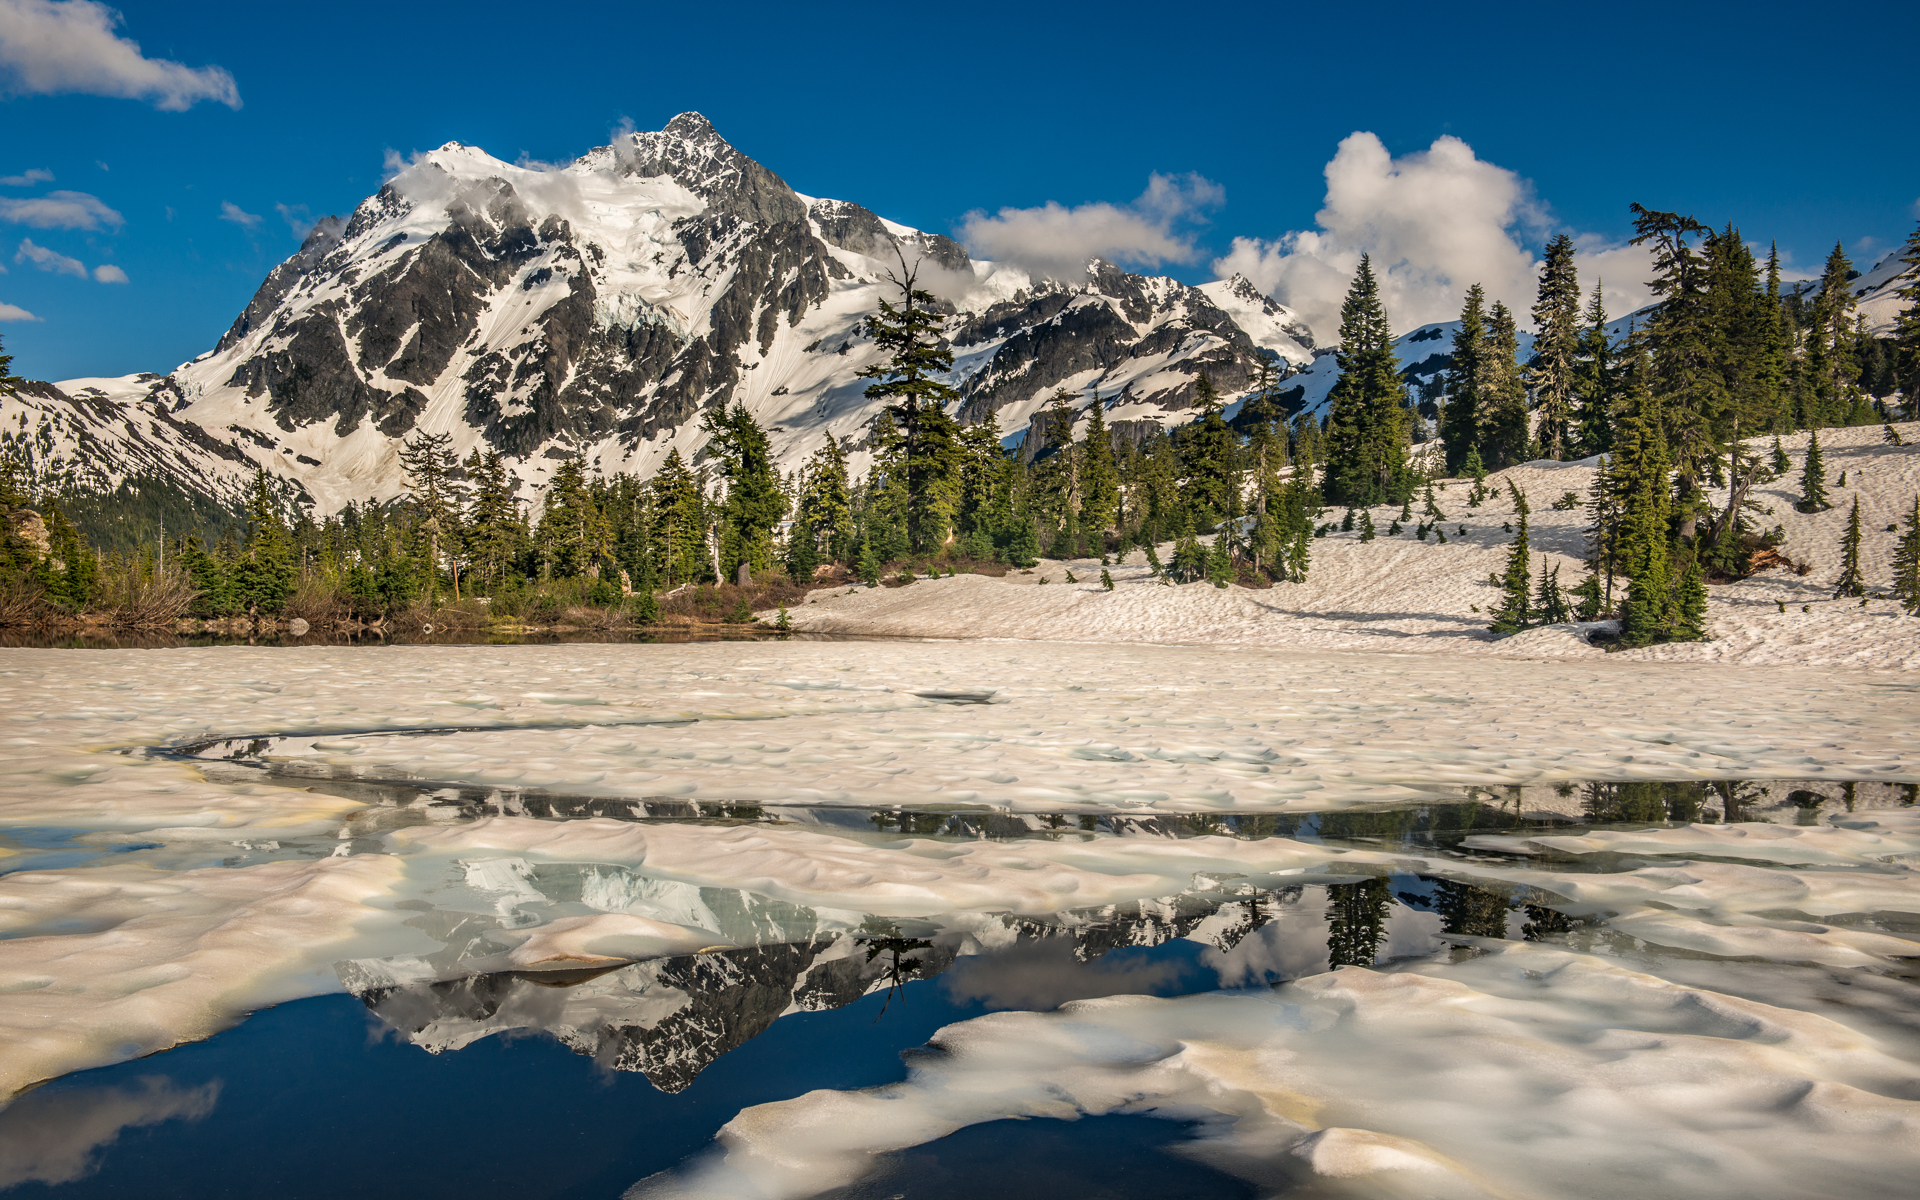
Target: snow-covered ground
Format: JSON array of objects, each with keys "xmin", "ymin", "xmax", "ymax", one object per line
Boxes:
[{"xmin": 781, "ymin": 423, "xmax": 1920, "ymax": 670}]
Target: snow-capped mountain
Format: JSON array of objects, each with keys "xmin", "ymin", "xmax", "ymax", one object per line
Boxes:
[{"xmin": 7, "ymin": 113, "xmax": 1315, "ymax": 517}]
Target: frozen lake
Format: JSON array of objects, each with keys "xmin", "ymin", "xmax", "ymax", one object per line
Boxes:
[{"xmin": 1, "ymin": 641, "xmax": 1916, "ymax": 1198}]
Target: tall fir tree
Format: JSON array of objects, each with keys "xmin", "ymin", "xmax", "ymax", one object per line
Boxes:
[
  {"xmin": 1891, "ymin": 221, "xmax": 1920, "ymax": 412},
  {"xmin": 537, "ymin": 459, "xmax": 609, "ymax": 580},
  {"xmin": 462, "ymin": 450, "xmax": 523, "ymax": 591},
  {"xmin": 792, "ymin": 437, "xmax": 853, "ymax": 569},
  {"xmin": 1442, "ymin": 284, "xmax": 1488, "ymax": 475},
  {"xmin": 1832, "ymin": 496, "xmax": 1866, "ymax": 599},
  {"xmin": 1804, "ymin": 242, "xmax": 1863, "ymax": 429},
  {"xmin": 1528, "ymin": 234, "xmax": 1581, "ymax": 460},
  {"xmin": 232, "ymin": 468, "xmax": 294, "ymax": 613},
  {"xmin": 700, "ymin": 402, "xmax": 787, "ymax": 580},
  {"xmin": 1613, "ymin": 348, "xmax": 1675, "ymax": 646},
  {"xmin": 1480, "ymin": 301, "xmax": 1530, "ymax": 469},
  {"xmin": 856, "ymin": 249, "xmax": 963, "ymax": 553},
  {"xmin": 1572, "ymin": 281, "xmax": 1615, "ymax": 457},
  {"xmin": 1630, "ymin": 204, "xmax": 1722, "ymax": 540},
  {"xmin": 1179, "ymin": 374, "xmax": 1240, "ymax": 523},
  {"xmin": 648, "ymin": 448, "xmax": 706, "ymax": 585},
  {"xmin": 1322, "ymin": 256, "xmax": 1412, "ymax": 506},
  {"xmin": 398, "ymin": 431, "xmax": 464, "ymax": 602},
  {"xmin": 1078, "ymin": 395, "xmax": 1119, "ymax": 535}
]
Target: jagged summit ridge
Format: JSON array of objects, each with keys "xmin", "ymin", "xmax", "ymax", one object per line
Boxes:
[{"xmin": 15, "ymin": 113, "xmax": 1318, "ymax": 516}]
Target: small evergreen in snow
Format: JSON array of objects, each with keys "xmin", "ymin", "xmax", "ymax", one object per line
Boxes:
[
  {"xmin": 1798, "ymin": 430, "xmax": 1831, "ymax": 513},
  {"xmin": 1832, "ymin": 497, "xmax": 1865, "ymax": 599}
]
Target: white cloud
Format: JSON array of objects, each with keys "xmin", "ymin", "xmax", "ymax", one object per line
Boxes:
[
  {"xmin": 1567, "ymin": 235, "xmax": 1658, "ymax": 326},
  {"xmin": 91, "ymin": 262, "xmax": 125, "ymax": 283},
  {"xmin": 274, "ymin": 201, "xmax": 314, "ymax": 237},
  {"xmin": 0, "ymin": 301, "xmax": 39, "ymax": 321},
  {"xmin": 0, "ymin": 0, "xmax": 239, "ymax": 110},
  {"xmin": 0, "ymin": 189, "xmax": 121, "ymax": 229},
  {"xmin": 1214, "ymin": 132, "xmax": 1558, "ymax": 341},
  {"xmin": 958, "ymin": 171, "xmax": 1225, "ymax": 283},
  {"xmin": 15, "ymin": 237, "xmax": 85, "ymax": 276},
  {"xmin": 382, "ymin": 147, "xmax": 427, "ymax": 182},
  {"xmin": 218, "ymin": 200, "xmax": 261, "ymax": 228},
  {"xmin": 0, "ymin": 168, "xmax": 53, "ymax": 187}
]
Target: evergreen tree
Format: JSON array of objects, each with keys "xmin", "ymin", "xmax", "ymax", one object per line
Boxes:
[
  {"xmin": 1805, "ymin": 241, "xmax": 1862, "ymax": 428},
  {"xmin": 1770, "ymin": 436, "xmax": 1790, "ymax": 476},
  {"xmin": 1614, "ymin": 352, "xmax": 1675, "ymax": 646},
  {"xmin": 1480, "ymin": 302, "xmax": 1530, "ymax": 468},
  {"xmin": 537, "ymin": 459, "xmax": 609, "ymax": 580},
  {"xmin": 701, "ymin": 402, "xmax": 788, "ymax": 580},
  {"xmin": 1528, "ymin": 234, "xmax": 1581, "ymax": 460},
  {"xmin": 1031, "ymin": 388, "xmax": 1081, "ymax": 544},
  {"xmin": 1572, "ymin": 281, "xmax": 1615, "ymax": 457},
  {"xmin": 1797, "ymin": 429, "xmax": 1831, "ymax": 513},
  {"xmin": 1323, "ymin": 256, "xmax": 1412, "ymax": 506},
  {"xmin": 1832, "ymin": 496, "xmax": 1866, "ymax": 599},
  {"xmin": 1630, "ymin": 204, "xmax": 1722, "ymax": 540},
  {"xmin": 857, "ymin": 535, "xmax": 881, "ymax": 585},
  {"xmin": 649, "ymin": 449, "xmax": 705, "ymax": 585},
  {"xmin": 1078, "ymin": 394, "xmax": 1119, "ymax": 536},
  {"xmin": 1442, "ymin": 284, "xmax": 1488, "ymax": 475},
  {"xmin": 792, "ymin": 436, "xmax": 853, "ymax": 570},
  {"xmin": 1358, "ymin": 507, "xmax": 1376, "ymax": 542},
  {"xmin": 1179, "ymin": 374, "xmax": 1239, "ymax": 523},
  {"xmin": 1892, "ymin": 221, "xmax": 1920, "ymax": 411},
  {"xmin": 857, "ymin": 250, "xmax": 963, "ymax": 553},
  {"xmin": 232, "ymin": 468, "xmax": 294, "ymax": 613},
  {"xmin": 1205, "ymin": 533, "xmax": 1233, "ymax": 587},
  {"xmin": 1488, "ymin": 483, "xmax": 1532, "ymax": 635},
  {"xmin": 1891, "ymin": 495, "xmax": 1920, "ymax": 616},
  {"xmin": 1534, "ymin": 562, "xmax": 1571, "ymax": 625},
  {"xmin": 462, "ymin": 450, "xmax": 524, "ymax": 592},
  {"xmin": 398, "ymin": 431, "xmax": 464, "ymax": 602},
  {"xmin": 1673, "ymin": 556, "xmax": 1708, "ymax": 641}
]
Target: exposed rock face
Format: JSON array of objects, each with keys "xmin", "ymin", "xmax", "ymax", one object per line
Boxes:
[{"xmin": 46, "ymin": 113, "xmax": 1320, "ymax": 515}]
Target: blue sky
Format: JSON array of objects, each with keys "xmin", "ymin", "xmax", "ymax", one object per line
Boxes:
[{"xmin": 1, "ymin": 0, "xmax": 1916, "ymax": 380}]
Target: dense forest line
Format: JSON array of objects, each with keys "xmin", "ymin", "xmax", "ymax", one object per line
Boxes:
[{"xmin": 2, "ymin": 211, "xmax": 1917, "ymax": 643}]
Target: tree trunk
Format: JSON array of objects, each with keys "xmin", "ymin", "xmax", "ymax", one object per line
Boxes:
[{"xmin": 735, "ymin": 561, "xmax": 750, "ymax": 587}]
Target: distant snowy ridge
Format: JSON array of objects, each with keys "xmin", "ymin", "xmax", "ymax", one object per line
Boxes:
[{"xmin": 15, "ymin": 113, "xmax": 1316, "ymax": 516}]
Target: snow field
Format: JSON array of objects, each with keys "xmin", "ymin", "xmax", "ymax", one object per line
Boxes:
[
  {"xmin": 0, "ymin": 636, "xmax": 1913, "ymax": 1174},
  {"xmin": 780, "ymin": 423, "xmax": 1920, "ymax": 668}
]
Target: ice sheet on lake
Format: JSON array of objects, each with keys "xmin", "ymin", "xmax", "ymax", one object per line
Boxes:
[{"xmin": 633, "ymin": 942, "xmax": 1920, "ymax": 1200}]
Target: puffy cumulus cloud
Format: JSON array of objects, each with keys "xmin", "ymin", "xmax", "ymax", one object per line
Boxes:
[
  {"xmin": 1215, "ymin": 132, "xmax": 1550, "ymax": 341},
  {"xmin": 0, "ymin": 168, "xmax": 54, "ymax": 187},
  {"xmin": 91, "ymin": 262, "xmax": 125, "ymax": 283},
  {"xmin": 0, "ymin": 301, "xmax": 39, "ymax": 321},
  {"xmin": 0, "ymin": 0, "xmax": 239, "ymax": 110},
  {"xmin": 0, "ymin": 189, "xmax": 121, "ymax": 230},
  {"xmin": 1567, "ymin": 235, "xmax": 1658, "ymax": 326},
  {"xmin": 15, "ymin": 237, "xmax": 85, "ymax": 277},
  {"xmin": 957, "ymin": 172, "xmax": 1224, "ymax": 283},
  {"xmin": 218, "ymin": 200, "xmax": 261, "ymax": 229}
]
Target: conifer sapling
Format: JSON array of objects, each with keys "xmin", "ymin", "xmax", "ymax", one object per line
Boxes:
[{"xmin": 1832, "ymin": 497, "xmax": 1865, "ymax": 599}]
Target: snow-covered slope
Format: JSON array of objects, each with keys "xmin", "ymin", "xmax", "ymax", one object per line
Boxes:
[{"xmin": 32, "ymin": 113, "xmax": 1317, "ymax": 516}]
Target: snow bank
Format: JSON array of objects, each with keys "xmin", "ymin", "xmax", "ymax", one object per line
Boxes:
[{"xmin": 780, "ymin": 423, "xmax": 1920, "ymax": 669}]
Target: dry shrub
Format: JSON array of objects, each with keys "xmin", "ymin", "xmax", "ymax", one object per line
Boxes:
[
  {"xmin": 0, "ymin": 580, "xmax": 47, "ymax": 628},
  {"xmin": 108, "ymin": 572, "xmax": 195, "ymax": 628},
  {"xmin": 283, "ymin": 575, "xmax": 348, "ymax": 624}
]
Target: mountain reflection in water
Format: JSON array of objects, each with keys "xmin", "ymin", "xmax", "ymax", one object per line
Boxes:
[{"xmin": 348, "ymin": 874, "xmax": 1561, "ymax": 1092}]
